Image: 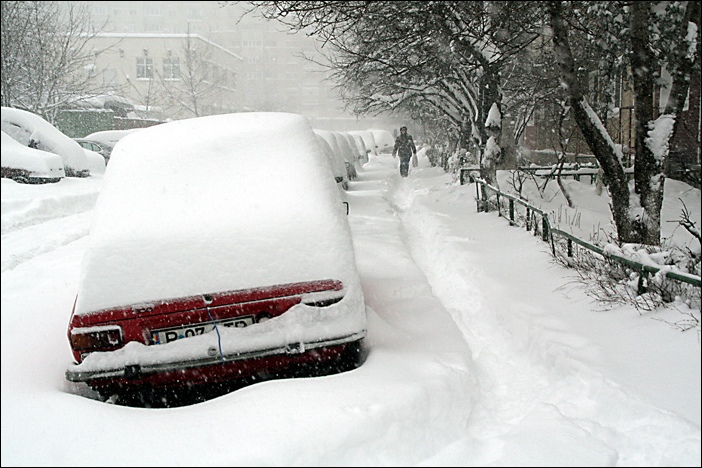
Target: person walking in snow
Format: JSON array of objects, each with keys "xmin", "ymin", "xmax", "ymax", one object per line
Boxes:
[{"xmin": 392, "ymin": 126, "xmax": 417, "ymax": 177}]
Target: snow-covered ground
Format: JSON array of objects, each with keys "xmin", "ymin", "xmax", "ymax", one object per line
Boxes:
[{"xmin": 2, "ymin": 149, "xmax": 700, "ymax": 466}]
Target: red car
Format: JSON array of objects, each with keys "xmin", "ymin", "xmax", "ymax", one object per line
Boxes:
[{"xmin": 65, "ymin": 112, "xmax": 367, "ymax": 404}]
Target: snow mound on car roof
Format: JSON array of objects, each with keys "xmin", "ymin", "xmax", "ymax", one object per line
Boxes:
[{"xmin": 76, "ymin": 112, "xmax": 359, "ymax": 314}]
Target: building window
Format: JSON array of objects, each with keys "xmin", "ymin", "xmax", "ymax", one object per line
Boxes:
[
  {"xmin": 186, "ymin": 8, "xmax": 203, "ymax": 19},
  {"xmin": 145, "ymin": 7, "xmax": 162, "ymax": 16},
  {"xmin": 163, "ymin": 57, "xmax": 181, "ymax": 80},
  {"xmin": 136, "ymin": 57, "xmax": 154, "ymax": 79}
]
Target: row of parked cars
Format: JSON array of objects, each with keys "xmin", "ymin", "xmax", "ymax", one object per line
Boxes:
[
  {"xmin": 1, "ymin": 106, "xmax": 146, "ymax": 184},
  {"xmin": 314, "ymin": 128, "xmax": 394, "ymax": 190},
  {"xmin": 1, "ymin": 107, "xmax": 91, "ymax": 182},
  {"xmin": 2, "ymin": 106, "xmax": 395, "ymax": 406},
  {"xmin": 1, "ymin": 104, "xmax": 395, "ymax": 193},
  {"xmin": 1, "ymin": 106, "xmax": 119, "ymax": 183}
]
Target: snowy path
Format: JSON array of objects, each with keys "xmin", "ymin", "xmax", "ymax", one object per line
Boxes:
[
  {"xmin": 1, "ymin": 211, "xmax": 93, "ymax": 272},
  {"xmin": 342, "ymin": 158, "xmax": 479, "ymax": 465},
  {"xmin": 1, "ymin": 178, "xmax": 100, "ymax": 272},
  {"xmin": 363, "ymin": 154, "xmax": 699, "ymax": 466}
]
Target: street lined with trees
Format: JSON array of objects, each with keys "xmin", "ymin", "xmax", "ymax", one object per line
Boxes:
[{"xmin": 246, "ymin": 0, "xmax": 700, "ymax": 246}]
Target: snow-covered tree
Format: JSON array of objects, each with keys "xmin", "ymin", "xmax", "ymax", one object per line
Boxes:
[
  {"xmin": 244, "ymin": 1, "xmax": 699, "ymax": 245},
  {"xmin": 244, "ymin": 1, "xmax": 542, "ymax": 185},
  {"xmin": 482, "ymin": 102, "xmax": 502, "ymax": 185},
  {"xmin": 158, "ymin": 32, "xmax": 221, "ymax": 119},
  {"xmin": 546, "ymin": 0, "xmax": 700, "ymax": 245},
  {"xmin": 0, "ymin": 1, "xmax": 107, "ymax": 123}
]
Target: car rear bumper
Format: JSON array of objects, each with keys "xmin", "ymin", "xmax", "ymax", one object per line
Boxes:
[{"xmin": 66, "ymin": 331, "xmax": 365, "ymax": 387}]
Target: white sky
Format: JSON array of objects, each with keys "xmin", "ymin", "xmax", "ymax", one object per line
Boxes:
[{"xmin": 1, "ymin": 136, "xmax": 700, "ymax": 466}]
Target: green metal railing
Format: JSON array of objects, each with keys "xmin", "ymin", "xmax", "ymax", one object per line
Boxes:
[{"xmin": 471, "ymin": 177, "xmax": 701, "ymax": 293}]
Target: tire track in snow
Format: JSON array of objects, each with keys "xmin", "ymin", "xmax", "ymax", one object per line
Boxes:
[
  {"xmin": 1, "ymin": 210, "xmax": 93, "ymax": 273},
  {"xmin": 2, "ymin": 181, "xmax": 99, "ymax": 272},
  {"xmin": 2, "ymin": 184, "xmax": 100, "ymax": 235}
]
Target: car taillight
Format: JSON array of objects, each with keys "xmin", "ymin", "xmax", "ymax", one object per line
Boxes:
[{"xmin": 70, "ymin": 325, "xmax": 123, "ymax": 351}]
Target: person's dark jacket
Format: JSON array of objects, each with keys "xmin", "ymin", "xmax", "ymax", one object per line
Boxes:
[{"xmin": 392, "ymin": 133, "xmax": 417, "ymax": 159}]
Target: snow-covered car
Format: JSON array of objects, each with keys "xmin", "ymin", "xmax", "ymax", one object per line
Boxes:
[
  {"xmin": 349, "ymin": 133, "xmax": 370, "ymax": 165},
  {"xmin": 315, "ymin": 129, "xmax": 354, "ymax": 185},
  {"xmin": 349, "ymin": 130, "xmax": 378, "ymax": 157},
  {"xmin": 369, "ymin": 128, "xmax": 395, "ymax": 154},
  {"xmin": 340, "ymin": 131, "xmax": 366, "ymax": 167},
  {"xmin": 83, "ymin": 128, "xmax": 142, "ymax": 148},
  {"xmin": 74, "ymin": 138, "xmax": 114, "ymax": 164},
  {"xmin": 332, "ymin": 131, "xmax": 359, "ymax": 180},
  {"xmin": 82, "ymin": 148, "xmax": 107, "ymax": 176},
  {"xmin": 1, "ymin": 130, "xmax": 65, "ymax": 183},
  {"xmin": 314, "ymin": 130, "xmax": 349, "ymax": 190},
  {"xmin": 65, "ymin": 112, "xmax": 367, "ymax": 402},
  {"xmin": 1, "ymin": 107, "xmax": 90, "ymax": 177}
]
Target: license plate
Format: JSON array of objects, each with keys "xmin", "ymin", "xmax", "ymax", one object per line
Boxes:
[{"xmin": 151, "ymin": 315, "xmax": 256, "ymax": 345}]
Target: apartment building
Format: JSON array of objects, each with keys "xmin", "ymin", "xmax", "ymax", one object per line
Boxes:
[
  {"xmin": 76, "ymin": 1, "xmax": 351, "ymax": 123},
  {"xmin": 86, "ymin": 32, "xmax": 243, "ymax": 121}
]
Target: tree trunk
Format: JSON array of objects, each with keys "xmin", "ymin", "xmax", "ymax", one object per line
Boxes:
[
  {"xmin": 479, "ymin": 66, "xmax": 502, "ymax": 185},
  {"xmin": 664, "ymin": 1, "xmax": 701, "ymax": 164},
  {"xmin": 630, "ymin": 1, "xmax": 663, "ymax": 245},
  {"xmin": 547, "ymin": 1, "xmax": 635, "ymax": 243}
]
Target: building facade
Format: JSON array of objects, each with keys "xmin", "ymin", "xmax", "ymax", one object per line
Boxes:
[
  {"xmin": 85, "ymin": 32, "xmax": 243, "ymax": 121},
  {"xmin": 75, "ymin": 1, "xmax": 359, "ymax": 124}
]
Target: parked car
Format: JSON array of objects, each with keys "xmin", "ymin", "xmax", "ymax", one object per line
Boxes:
[
  {"xmin": 369, "ymin": 128, "xmax": 395, "ymax": 154},
  {"xmin": 82, "ymin": 148, "xmax": 107, "ymax": 176},
  {"xmin": 74, "ymin": 138, "xmax": 114, "ymax": 164},
  {"xmin": 349, "ymin": 130, "xmax": 378, "ymax": 157},
  {"xmin": 340, "ymin": 132, "xmax": 366, "ymax": 167},
  {"xmin": 314, "ymin": 129, "xmax": 354, "ymax": 185},
  {"xmin": 1, "ymin": 130, "xmax": 65, "ymax": 183},
  {"xmin": 65, "ymin": 112, "xmax": 367, "ymax": 405},
  {"xmin": 1, "ymin": 107, "xmax": 90, "ymax": 177},
  {"xmin": 332, "ymin": 131, "xmax": 359, "ymax": 180},
  {"xmin": 315, "ymin": 132, "xmax": 349, "ymax": 190},
  {"xmin": 83, "ymin": 129, "xmax": 141, "ymax": 148},
  {"xmin": 350, "ymin": 133, "xmax": 370, "ymax": 165}
]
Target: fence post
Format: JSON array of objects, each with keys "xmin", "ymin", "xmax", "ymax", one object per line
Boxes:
[
  {"xmin": 509, "ymin": 199, "xmax": 514, "ymax": 225},
  {"xmin": 637, "ymin": 267, "xmax": 648, "ymax": 295},
  {"xmin": 533, "ymin": 212, "xmax": 539, "ymax": 237},
  {"xmin": 475, "ymin": 182, "xmax": 482, "ymax": 212},
  {"xmin": 526, "ymin": 207, "xmax": 531, "ymax": 231},
  {"xmin": 550, "ymin": 232, "xmax": 556, "ymax": 255},
  {"xmin": 542, "ymin": 214, "xmax": 550, "ymax": 242}
]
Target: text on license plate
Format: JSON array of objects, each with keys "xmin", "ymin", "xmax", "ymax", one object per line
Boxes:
[{"xmin": 151, "ymin": 315, "xmax": 256, "ymax": 344}]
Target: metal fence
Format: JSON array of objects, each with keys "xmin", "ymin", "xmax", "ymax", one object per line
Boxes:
[{"xmin": 467, "ymin": 173, "xmax": 701, "ymax": 294}]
